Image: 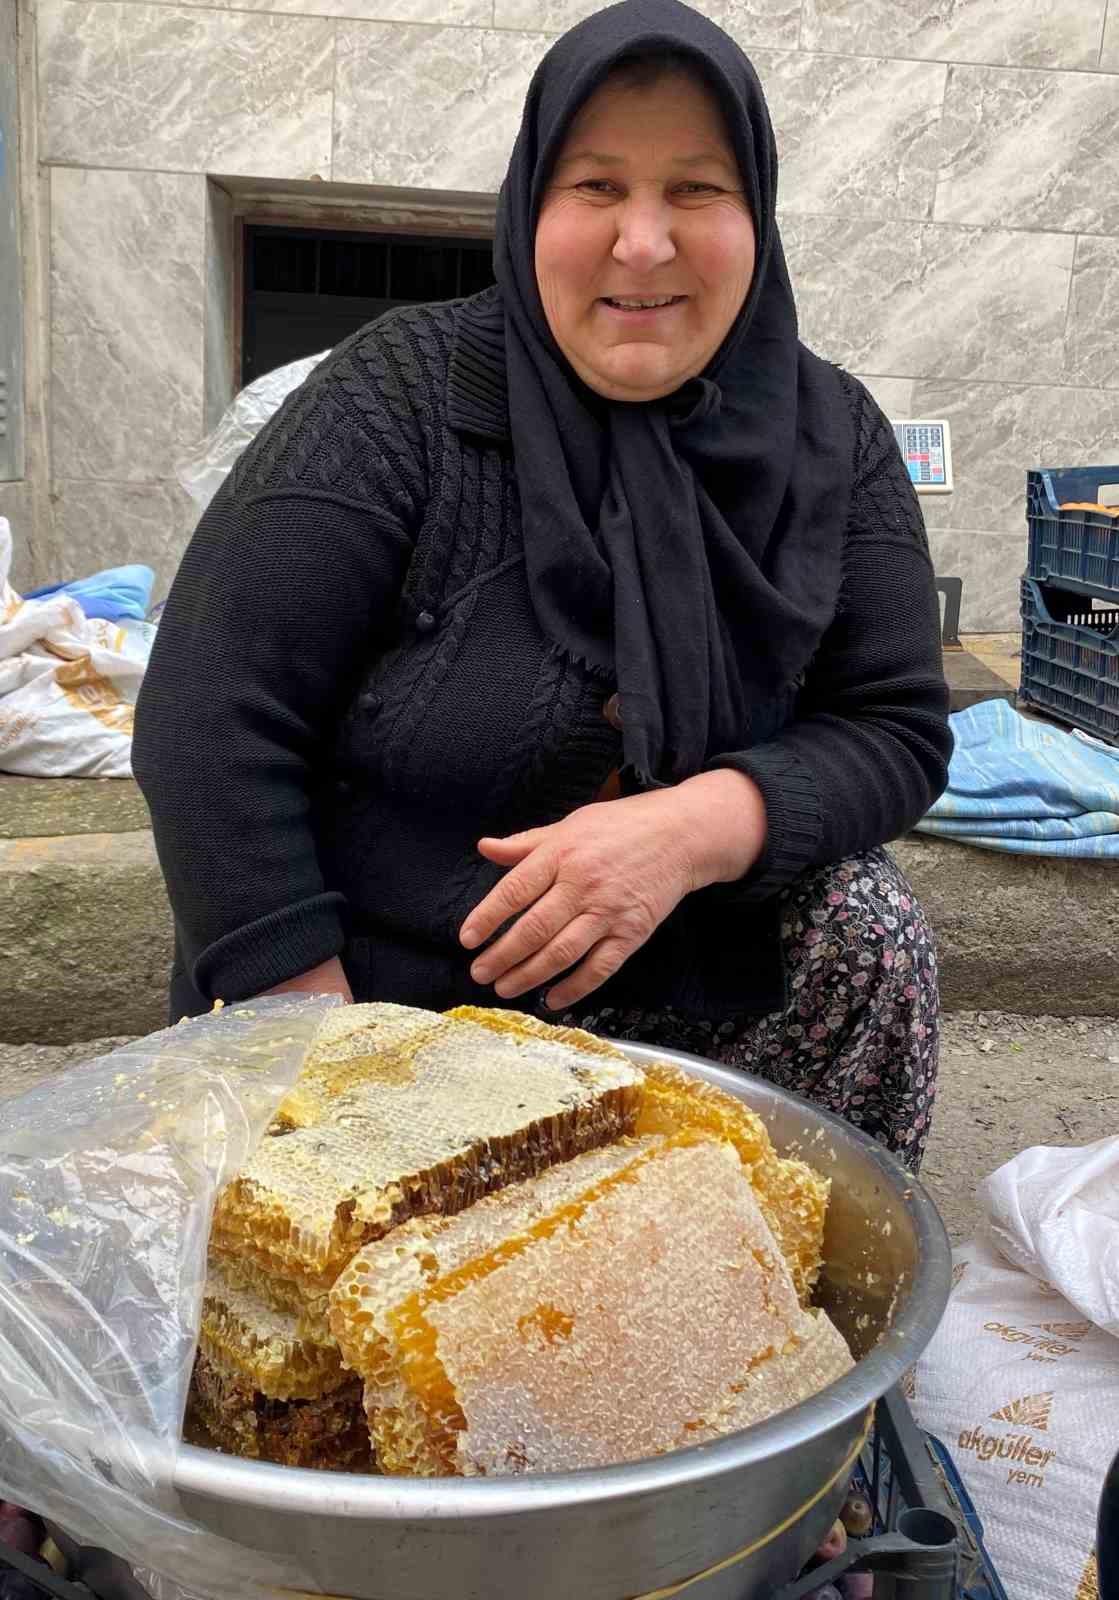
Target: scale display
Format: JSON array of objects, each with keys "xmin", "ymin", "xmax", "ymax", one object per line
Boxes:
[{"xmin": 892, "ymin": 419, "xmax": 953, "ymax": 494}]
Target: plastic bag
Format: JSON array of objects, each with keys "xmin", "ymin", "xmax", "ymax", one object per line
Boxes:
[
  {"xmin": 0, "ymin": 518, "xmax": 156, "ymax": 777},
  {"xmin": 982, "ymin": 1136, "xmax": 1119, "ymax": 1338},
  {"xmin": 0, "ymin": 995, "xmax": 339, "ymax": 1600},
  {"xmin": 912, "ymin": 1137, "xmax": 1119, "ymax": 1600},
  {"xmin": 24, "ymin": 564, "xmax": 156, "ymax": 623},
  {"xmin": 175, "ymin": 352, "xmax": 330, "ymax": 512}
]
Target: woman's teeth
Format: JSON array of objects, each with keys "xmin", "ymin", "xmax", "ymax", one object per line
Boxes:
[{"xmin": 605, "ymin": 295, "xmax": 681, "ymax": 309}]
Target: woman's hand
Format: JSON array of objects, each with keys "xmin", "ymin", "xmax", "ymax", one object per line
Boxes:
[{"xmin": 460, "ymin": 769, "xmax": 766, "ymax": 1010}]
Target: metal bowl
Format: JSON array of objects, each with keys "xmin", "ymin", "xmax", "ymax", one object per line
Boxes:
[{"xmin": 174, "ymin": 1041, "xmax": 951, "ymax": 1600}]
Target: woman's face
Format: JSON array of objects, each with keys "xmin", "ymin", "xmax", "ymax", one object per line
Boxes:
[{"xmin": 534, "ymin": 72, "xmax": 756, "ymax": 403}]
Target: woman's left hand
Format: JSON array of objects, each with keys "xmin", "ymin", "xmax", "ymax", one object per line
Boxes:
[{"xmin": 460, "ymin": 768, "xmax": 767, "ymax": 1011}]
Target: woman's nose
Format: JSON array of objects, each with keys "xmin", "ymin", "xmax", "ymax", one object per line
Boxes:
[{"xmin": 612, "ymin": 197, "xmax": 677, "ymax": 272}]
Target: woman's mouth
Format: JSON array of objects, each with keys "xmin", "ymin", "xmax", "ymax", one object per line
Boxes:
[{"xmin": 599, "ymin": 295, "xmax": 687, "ymax": 317}]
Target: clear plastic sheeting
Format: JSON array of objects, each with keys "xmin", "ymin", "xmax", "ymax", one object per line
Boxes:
[
  {"xmin": 0, "ymin": 996, "xmax": 340, "ymax": 1600},
  {"xmin": 175, "ymin": 353, "xmax": 330, "ymax": 512}
]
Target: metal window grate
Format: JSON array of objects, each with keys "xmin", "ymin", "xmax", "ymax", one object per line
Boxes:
[{"xmin": 241, "ymin": 224, "xmax": 496, "ymax": 384}]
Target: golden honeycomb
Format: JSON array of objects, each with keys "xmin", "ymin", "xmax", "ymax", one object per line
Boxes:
[
  {"xmin": 194, "ymin": 1004, "xmax": 845, "ymax": 1475},
  {"xmin": 632, "ymin": 1060, "xmax": 829, "ymax": 1301},
  {"xmin": 197, "ymin": 1255, "xmax": 344, "ymax": 1403},
  {"xmin": 330, "ymin": 1136, "xmax": 658, "ymax": 1474},
  {"xmin": 453, "ymin": 1010, "xmax": 829, "ymax": 1301},
  {"xmin": 331, "ymin": 1134, "xmax": 851, "ymax": 1477},
  {"xmin": 189, "ymin": 1256, "xmax": 371, "ymax": 1469},
  {"xmin": 209, "ymin": 1003, "xmax": 644, "ymax": 1299}
]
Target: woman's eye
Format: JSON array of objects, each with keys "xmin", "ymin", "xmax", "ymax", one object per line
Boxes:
[
  {"xmin": 576, "ymin": 179, "xmax": 616, "ymax": 194},
  {"xmin": 677, "ymin": 182, "xmax": 718, "ymax": 195}
]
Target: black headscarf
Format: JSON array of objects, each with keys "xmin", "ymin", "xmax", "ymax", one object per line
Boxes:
[{"xmin": 493, "ymin": 0, "xmax": 853, "ymax": 785}]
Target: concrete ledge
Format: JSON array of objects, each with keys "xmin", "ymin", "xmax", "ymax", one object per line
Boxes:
[
  {"xmin": 0, "ymin": 831, "xmax": 173, "ymax": 1043},
  {"xmin": 891, "ymin": 835, "xmax": 1119, "ymax": 1017},
  {"xmin": 1, "ymin": 811, "xmax": 1117, "ymax": 1044},
  {"xmin": 0, "ymin": 774, "xmax": 152, "ymax": 838}
]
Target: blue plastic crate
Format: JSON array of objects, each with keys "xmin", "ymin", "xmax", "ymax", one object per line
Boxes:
[
  {"xmin": 1019, "ymin": 577, "xmax": 1119, "ymax": 744},
  {"xmin": 1027, "ymin": 466, "xmax": 1119, "ymax": 600}
]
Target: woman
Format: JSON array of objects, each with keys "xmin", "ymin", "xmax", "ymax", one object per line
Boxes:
[{"xmin": 133, "ymin": 0, "xmax": 950, "ymax": 1172}]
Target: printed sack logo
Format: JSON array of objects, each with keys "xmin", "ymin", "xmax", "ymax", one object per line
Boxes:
[
  {"xmin": 990, "ymin": 1393, "xmax": 1054, "ymax": 1431},
  {"xmin": 1036, "ymin": 1320, "xmax": 1094, "ymax": 1341}
]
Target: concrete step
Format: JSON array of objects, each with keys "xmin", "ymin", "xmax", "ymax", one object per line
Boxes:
[{"xmin": 2, "ymin": 776, "xmax": 1117, "ymax": 1044}]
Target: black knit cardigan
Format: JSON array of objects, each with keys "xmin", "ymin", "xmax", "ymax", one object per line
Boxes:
[{"xmin": 132, "ymin": 287, "xmax": 951, "ymax": 1024}]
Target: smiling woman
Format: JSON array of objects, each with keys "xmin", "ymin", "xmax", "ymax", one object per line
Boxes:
[
  {"xmin": 535, "ymin": 65, "xmax": 757, "ymax": 401},
  {"xmin": 133, "ymin": 0, "xmax": 950, "ymax": 1174}
]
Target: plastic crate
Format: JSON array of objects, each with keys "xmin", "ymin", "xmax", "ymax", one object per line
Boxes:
[
  {"xmin": 855, "ymin": 1395, "xmax": 1009, "ymax": 1600},
  {"xmin": 770, "ymin": 1388, "xmax": 1009, "ymax": 1600},
  {"xmin": 1027, "ymin": 466, "xmax": 1119, "ymax": 600},
  {"xmin": 1019, "ymin": 576, "xmax": 1119, "ymax": 745}
]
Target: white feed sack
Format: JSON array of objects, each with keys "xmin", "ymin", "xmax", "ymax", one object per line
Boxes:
[
  {"xmin": 912, "ymin": 1137, "xmax": 1119, "ymax": 1600},
  {"xmin": 0, "ymin": 518, "xmax": 154, "ymax": 777}
]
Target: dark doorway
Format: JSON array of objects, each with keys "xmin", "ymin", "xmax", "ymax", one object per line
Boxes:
[{"xmin": 241, "ymin": 223, "xmax": 496, "ymax": 385}]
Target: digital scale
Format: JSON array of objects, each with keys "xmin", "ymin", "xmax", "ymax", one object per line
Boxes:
[{"xmin": 893, "ymin": 419, "xmax": 953, "ymax": 494}]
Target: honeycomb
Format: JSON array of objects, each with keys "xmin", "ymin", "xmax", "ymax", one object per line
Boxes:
[
  {"xmin": 209, "ymin": 1003, "xmax": 644, "ymax": 1298},
  {"xmin": 197, "ymin": 1255, "xmax": 344, "ymax": 1403},
  {"xmin": 332, "ymin": 1135, "xmax": 851, "ymax": 1476},
  {"xmin": 187, "ymin": 1349, "xmax": 371, "ymax": 1470},
  {"xmin": 330, "ymin": 1136, "xmax": 659, "ymax": 1474},
  {"xmin": 453, "ymin": 1011, "xmax": 828, "ymax": 1301},
  {"xmin": 189, "ymin": 1256, "xmax": 371, "ymax": 1469},
  {"xmin": 633, "ymin": 1061, "xmax": 829, "ymax": 1301},
  {"xmin": 208, "ymin": 1250, "xmax": 333, "ymax": 1344}
]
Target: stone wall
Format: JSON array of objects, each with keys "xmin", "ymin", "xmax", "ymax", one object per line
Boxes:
[{"xmin": 13, "ymin": 0, "xmax": 1119, "ymax": 624}]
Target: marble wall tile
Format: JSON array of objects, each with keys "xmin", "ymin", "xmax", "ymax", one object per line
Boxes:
[
  {"xmin": 46, "ymin": 479, "xmax": 199, "ymax": 603},
  {"xmin": 493, "ymin": 0, "xmax": 800, "ymax": 49},
  {"xmin": 334, "ymin": 22, "xmax": 547, "ymax": 190},
  {"xmin": 934, "ymin": 64, "xmax": 1119, "ymax": 235},
  {"xmin": 783, "ymin": 215, "xmax": 1074, "ymax": 385},
  {"xmin": 910, "ymin": 378, "xmax": 1119, "ymax": 541},
  {"xmin": 0, "ymin": 482, "xmax": 35, "ymax": 593},
  {"xmin": 852, "ymin": 374, "xmax": 914, "ymax": 417},
  {"xmin": 1103, "ymin": 5, "xmax": 1119, "ymax": 71},
  {"xmin": 51, "ymin": 168, "xmax": 205, "ymax": 483},
  {"xmin": 922, "ymin": 527, "xmax": 1029, "ymax": 632},
  {"xmin": 1065, "ymin": 234, "xmax": 1119, "ymax": 391},
  {"xmin": 753, "ymin": 51, "xmax": 946, "ymax": 222},
  {"xmin": 222, "ymin": 0, "xmax": 491, "ymax": 20},
  {"xmin": 38, "ymin": 0, "xmax": 333, "ymax": 177},
  {"xmin": 203, "ymin": 181, "xmax": 236, "ymax": 434},
  {"xmin": 801, "ymin": 0, "xmax": 1107, "ymax": 71}
]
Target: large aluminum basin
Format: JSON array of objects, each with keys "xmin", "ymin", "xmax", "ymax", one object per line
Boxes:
[{"xmin": 173, "ymin": 1041, "xmax": 951, "ymax": 1599}]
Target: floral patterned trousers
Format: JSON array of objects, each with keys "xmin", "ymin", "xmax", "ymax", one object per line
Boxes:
[{"xmin": 563, "ymin": 846, "xmax": 939, "ymax": 1172}]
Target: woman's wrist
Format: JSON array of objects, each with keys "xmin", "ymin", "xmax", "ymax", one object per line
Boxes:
[
  {"xmin": 259, "ymin": 956, "xmax": 353, "ymax": 1003},
  {"xmin": 672, "ymin": 768, "xmax": 768, "ymax": 890}
]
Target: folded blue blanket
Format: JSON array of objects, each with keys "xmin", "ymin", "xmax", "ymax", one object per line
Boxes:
[{"xmin": 914, "ymin": 698, "xmax": 1119, "ymax": 857}]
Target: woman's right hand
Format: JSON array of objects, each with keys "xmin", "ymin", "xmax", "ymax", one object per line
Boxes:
[{"xmin": 260, "ymin": 957, "xmax": 353, "ymax": 1003}]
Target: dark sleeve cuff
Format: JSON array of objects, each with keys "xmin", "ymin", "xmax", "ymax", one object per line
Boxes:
[
  {"xmin": 191, "ymin": 891, "xmax": 348, "ymax": 1002},
  {"xmin": 702, "ymin": 744, "xmax": 824, "ymax": 903}
]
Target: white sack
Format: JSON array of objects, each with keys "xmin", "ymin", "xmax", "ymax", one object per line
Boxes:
[
  {"xmin": 912, "ymin": 1138, "xmax": 1119, "ymax": 1600},
  {"xmin": 0, "ymin": 517, "xmax": 155, "ymax": 777}
]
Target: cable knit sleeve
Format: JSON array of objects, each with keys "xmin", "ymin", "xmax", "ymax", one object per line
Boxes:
[
  {"xmin": 707, "ymin": 373, "xmax": 952, "ymax": 901},
  {"xmin": 132, "ymin": 316, "xmax": 428, "ymax": 1002}
]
